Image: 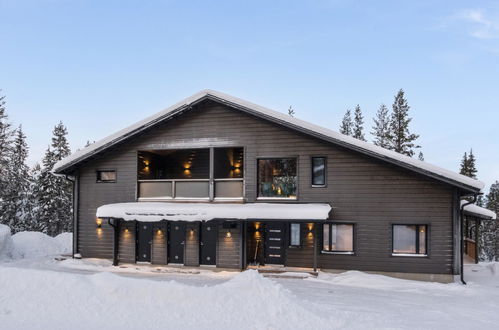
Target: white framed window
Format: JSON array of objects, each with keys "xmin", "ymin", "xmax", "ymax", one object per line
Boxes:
[{"xmin": 323, "ymin": 223, "xmax": 354, "ymax": 253}]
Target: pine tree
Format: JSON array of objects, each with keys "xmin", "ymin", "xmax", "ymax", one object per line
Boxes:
[
  {"xmin": 340, "ymin": 109, "xmax": 353, "ymax": 136},
  {"xmin": 26, "ymin": 163, "xmax": 44, "ymax": 232},
  {"xmin": 459, "ymin": 149, "xmax": 478, "ymax": 179},
  {"xmin": 3, "ymin": 126, "xmax": 31, "ymax": 233},
  {"xmin": 372, "ymin": 104, "xmax": 391, "ymax": 149},
  {"xmin": 459, "ymin": 152, "xmax": 469, "ymax": 176},
  {"xmin": 0, "ymin": 91, "xmax": 14, "ymax": 227},
  {"xmin": 388, "ymin": 89, "xmax": 420, "ymax": 156},
  {"xmin": 287, "ymin": 106, "xmax": 295, "ymax": 117},
  {"xmin": 480, "ymin": 181, "xmax": 499, "ymax": 261},
  {"xmin": 418, "ymin": 151, "xmax": 424, "ymax": 161},
  {"xmin": 352, "ymin": 105, "xmax": 366, "ymax": 141},
  {"xmin": 36, "ymin": 122, "xmax": 72, "ymax": 236},
  {"xmin": 467, "ymin": 149, "xmax": 478, "ymax": 179},
  {"xmin": 486, "ymin": 181, "xmax": 499, "ymax": 216}
]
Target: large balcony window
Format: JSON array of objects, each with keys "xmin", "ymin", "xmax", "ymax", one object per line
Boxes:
[
  {"xmin": 137, "ymin": 147, "xmax": 243, "ymax": 201},
  {"xmin": 257, "ymin": 158, "xmax": 297, "ymax": 199}
]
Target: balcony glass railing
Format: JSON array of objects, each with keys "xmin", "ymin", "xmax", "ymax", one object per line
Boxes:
[{"xmin": 138, "ymin": 178, "xmax": 243, "ymax": 200}]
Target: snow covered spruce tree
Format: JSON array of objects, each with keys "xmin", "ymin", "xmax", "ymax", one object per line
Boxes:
[
  {"xmin": 484, "ymin": 182, "xmax": 499, "ymax": 261},
  {"xmin": 352, "ymin": 105, "xmax": 366, "ymax": 141},
  {"xmin": 35, "ymin": 122, "xmax": 72, "ymax": 236},
  {"xmin": 340, "ymin": 109, "xmax": 353, "ymax": 136},
  {"xmin": 388, "ymin": 89, "xmax": 420, "ymax": 156},
  {"xmin": 372, "ymin": 104, "xmax": 391, "ymax": 149},
  {"xmin": 0, "ymin": 91, "xmax": 14, "ymax": 227},
  {"xmin": 3, "ymin": 126, "xmax": 31, "ymax": 233}
]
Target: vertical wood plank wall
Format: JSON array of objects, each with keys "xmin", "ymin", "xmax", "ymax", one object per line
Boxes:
[
  {"xmin": 76, "ymin": 101, "xmax": 456, "ymax": 274},
  {"xmin": 217, "ymin": 223, "xmax": 242, "ymax": 269},
  {"xmin": 118, "ymin": 222, "xmax": 136, "ymax": 263},
  {"xmin": 185, "ymin": 222, "xmax": 200, "ymax": 266},
  {"xmin": 151, "ymin": 223, "xmax": 167, "ymax": 265}
]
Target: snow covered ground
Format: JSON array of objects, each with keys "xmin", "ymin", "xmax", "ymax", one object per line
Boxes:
[{"xmin": 1, "ymin": 226, "xmax": 499, "ymax": 330}]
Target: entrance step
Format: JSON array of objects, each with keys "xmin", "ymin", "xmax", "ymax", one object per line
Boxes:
[{"xmin": 251, "ymin": 267, "xmax": 318, "ymax": 278}]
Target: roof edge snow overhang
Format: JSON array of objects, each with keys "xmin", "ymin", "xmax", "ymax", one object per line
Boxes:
[
  {"xmin": 96, "ymin": 202, "xmax": 333, "ymax": 222},
  {"xmin": 54, "ymin": 90, "xmax": 484, "ymax": 194}
]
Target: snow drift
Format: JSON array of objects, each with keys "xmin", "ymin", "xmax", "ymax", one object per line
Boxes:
[
  {"xmin": 0, "ymin": 225, "xmax": 71, "ymax": 261},
  {"xmin": 12, "ymin": 231, "xmax": 72, "ymax": 259},
  {"xmin": 0, "ymin": 268, "xmax": 335, "ymax": 329}
]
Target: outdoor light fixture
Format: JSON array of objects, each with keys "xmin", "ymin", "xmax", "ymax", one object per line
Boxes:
[
  {"xmin": 226, "ymin": 230, "xmax": 231, "ymax": 238},
  {"xmin": 96, "ymin": 218, "xmax": 102, "ymax": 228}
]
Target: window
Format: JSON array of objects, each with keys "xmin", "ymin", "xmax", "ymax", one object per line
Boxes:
[
  {"xmin": 258, "ymin": 158, "xmax": 297, "ymax": 198},
  {"xmin": 311, "ymin": 157, "xmax": 326, "ymax": 186},
  {"xmin": 96, "ymin": 170, "xmax": 116, "ymax": 183},
  {"xmin": 290, "ymin": 223, "xmax": 301, "ymax": 247},
  {"xmin": 323, "ymin": 223, "xmax": 354, "ymax": 253},
  {"xmin": 392, "ymin": 224, "xmax": 427, "ymax": 255}
]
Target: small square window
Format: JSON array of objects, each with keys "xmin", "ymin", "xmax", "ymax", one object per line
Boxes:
[
  {"xmin": 290, "ymin": 223, "xmax": 301, "ymax": 247},
  {"xmin": 96, "ymin": 170, "xmax": 116, "ymax": 183},
  {"xmin": 323, "ymin": 223, "xmax": 354, "ymax": 253},
  {"xmin": 392, "ymin": 224, "xmax": 427, "ymax": 255},
  {"xmin": 311, "ymin": 157, "xmax": 326, "ymax": 186}
]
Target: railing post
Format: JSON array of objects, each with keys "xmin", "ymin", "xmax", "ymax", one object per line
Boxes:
[{"xmin": 209, "ymin": 147, "xmax": 214, "ymax": 201}]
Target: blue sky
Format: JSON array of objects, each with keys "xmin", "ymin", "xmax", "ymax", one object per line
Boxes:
[{"xmin": 1, "ymin": 0, "xmax": 498, "ymax": 190}]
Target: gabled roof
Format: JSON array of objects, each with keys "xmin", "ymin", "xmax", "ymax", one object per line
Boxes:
[
  {"xmin": 461, "ymin": 201, "xmax": 497, "ymax": 220},
  {"xmin": 53, "ymin": 89, "xmax": 484, "ymax": 192}
]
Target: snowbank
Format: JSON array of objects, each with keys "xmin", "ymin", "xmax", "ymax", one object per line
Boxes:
[
  {"xmin": 0, "ymin": 225, "xmax": 72, "ymax": 261},
  {"xmin": 11, "ymin": 232, "xmax": 72, "ymax": 259},
  {"xmin": 0, "ymin": 224, "xmax": 17, "ymax": 260},
  {"xmin": 0, "ymin": 268, "xmax": 335, "ymax": 329}
]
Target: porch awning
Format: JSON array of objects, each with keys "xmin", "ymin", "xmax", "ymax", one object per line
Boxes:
[
  {"xmin": 96, "ymin": 202, "xmax": 332, "ymax": 222},
  {"xmin": 461, "ymin": 201, "xmax": 497, "ymax": 220}
]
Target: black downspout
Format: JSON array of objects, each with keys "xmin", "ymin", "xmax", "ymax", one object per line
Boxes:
[
  {"xmin": 108, "ymin": 218, "xmax": 120, "ymax": 266},
  {"xmin": 64, "ymin": 175, "xmax": 76, "ymax": 258},
  {"xmin": 460, "ymin": 194, "xmax": 478, "ymax": 285}
]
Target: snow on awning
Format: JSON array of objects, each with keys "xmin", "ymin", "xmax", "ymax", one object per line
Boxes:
[
  {"xmin": 461, "ymin": 201, "xmax": 497, "ymax": 220},
  {"xmin": 96, "ymin": 202, "xmax": 332, "ymax": 222}
]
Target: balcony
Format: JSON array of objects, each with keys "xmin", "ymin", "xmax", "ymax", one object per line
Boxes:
[{"xmin": 137, "ymin": 147, "xmax": 244, "ymax": 201}]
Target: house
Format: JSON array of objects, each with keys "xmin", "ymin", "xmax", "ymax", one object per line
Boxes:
[
  {"xmin": 53, "ymin": 89, "xmax": 485, "ymax": 283},
  {"xmin": 462, "ymin": 201, "xmax": 498, "ymax": 263}
]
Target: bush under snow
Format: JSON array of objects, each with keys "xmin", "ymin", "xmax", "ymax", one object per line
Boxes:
[
  {"xmin": 0, "ymin": 224, "xmax": 71, "ymax": 260},
  {"xmin": 0, "ymin": 224, "xmax": 16, "ymax": 260}
]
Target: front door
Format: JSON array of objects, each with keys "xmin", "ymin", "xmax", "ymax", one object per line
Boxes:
[
  {"xmin": 137, "ymin": 222, "xmax": 153, "ymax": 262},
  {"xmin": 169, "ymin": 222, "xmax": 186, "ymax": 264},
  {"xmin": 200, "ymin": 222, "xmax": 217, "ymax": 265},
  {"xmin": 265, "ymin": 222, "xmax": 285, "ymax": 265}
]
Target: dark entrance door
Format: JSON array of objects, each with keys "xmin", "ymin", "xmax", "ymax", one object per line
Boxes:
[
  {"xmin": 137, "ymin": 222, "xmax": 153, "ymax": 262},
  {"xmin": 200, "ymin": 222, "xmax": 217, "ymax": 265},
  {"xmin": 265, "ymin": 222, "xmax": 285, "ymax": 265},
  {"xmin": 169, "ymin": 222, "xmax": 186, "ymax": 264}
]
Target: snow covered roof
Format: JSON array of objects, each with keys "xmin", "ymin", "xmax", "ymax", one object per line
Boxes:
[
  {"xmin": 53, "ymin": 89, "xmax": 484, "ymax": 192},
  {"xmin": 461, "ymin": 201, "xmax": 497, "ymax": 220},
  {"xmin": 96, "ymin": 202, "xmax": 332, "ymax": 222}
]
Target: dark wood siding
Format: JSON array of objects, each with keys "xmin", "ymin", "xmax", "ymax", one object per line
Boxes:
[
  {"xmin": 217, "ymin": 222, "xmax": 242, "ymax": 268},
  {"xmin": 185, "ymin": 222, "xmax": 200, "ymax": 266},
  {"xmin": 76, "ymin": 101, "xmax": 455, "ymax": 274},
  {"xmin": 285, "ymin": 222, "xmax": 315, "ymax": 268},
  {"xmin": 151, "ymin": 223, "xmax": 167, "ymax": 265},
  {"xmin": 118, "ymin": 222, "xmax": 136, "ymax": 263}
]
